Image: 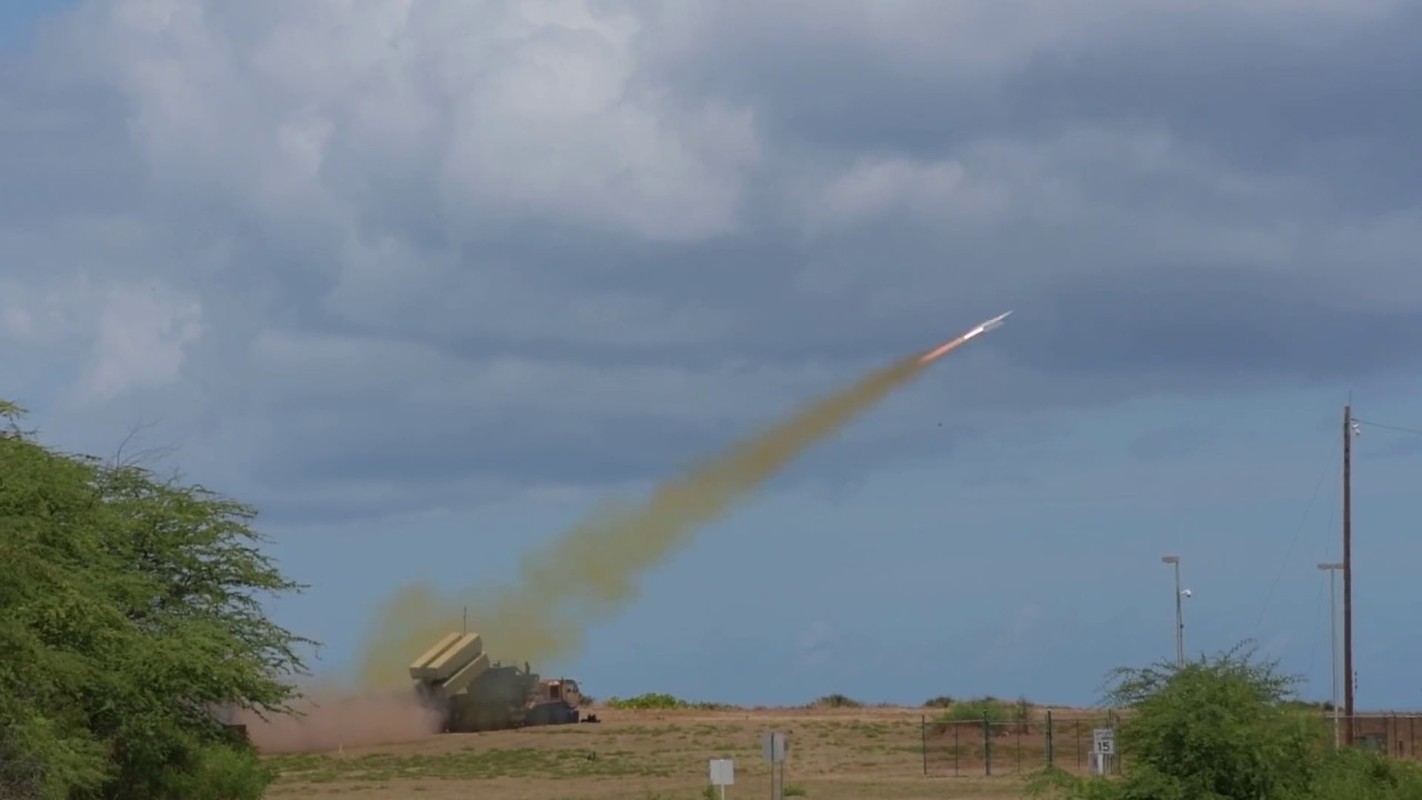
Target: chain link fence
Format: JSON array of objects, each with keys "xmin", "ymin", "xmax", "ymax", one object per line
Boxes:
[
  {"xmin": 920, "ymin": 710, "xmax": 1422, "ymax": 778},
  {"xmin": 920, "ymin": 710, "xmax": 1123, "ymax": 777},
  {"xmin": 1346, "ymin": 713, "xmax": 1422, "ymax": 756}
]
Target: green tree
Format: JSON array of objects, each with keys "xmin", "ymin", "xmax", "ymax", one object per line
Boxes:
[
  {"xmin": 1030, "ymin": 642, "xmax": 1422, "ymax": 800},
  {"xmin": 1104, "ymin": 644, "xmax": 1320, "ymax": 799},
  {"xmin": 0, "ymin": 400, "xmax": 314, "ymax": 798}
]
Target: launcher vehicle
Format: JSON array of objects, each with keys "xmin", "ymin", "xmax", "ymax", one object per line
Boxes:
[{"xmin": 409, "ymin": 631, "xmax": 597, "ymax": 732}]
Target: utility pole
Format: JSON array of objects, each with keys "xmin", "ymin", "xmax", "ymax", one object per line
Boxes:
[
  {"xmin": 1343, "ymin": 404, "xmax": 1355, "ymax": 744},
  {"xmin": 1162, "ymin": 555, "xmax": 1183, "ymax": 667},
  {"xmin": 1318, "ymin": 562, "xmax": 1343, "ymax": 749}
]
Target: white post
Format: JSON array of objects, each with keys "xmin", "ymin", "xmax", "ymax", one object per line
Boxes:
[
  {"xmin": 1331, "ymin": 568, "xmax": 1340, "ymax": 748},
  {"xmin": 1174, "ymin": 559, "xmax": 1184, "ymax": 666},
  {"xmin": 1320, "ymin": 562, "xmax": 1343, "ymax": 748},
  {"xmin": 1162, "ymin": 555, "xmax": 1184, "ymax": 666}
]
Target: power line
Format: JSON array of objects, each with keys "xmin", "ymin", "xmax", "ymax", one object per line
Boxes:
[{"xmin": 1353, "ymin": 418, "xmax": 1422, "ymax": 437}]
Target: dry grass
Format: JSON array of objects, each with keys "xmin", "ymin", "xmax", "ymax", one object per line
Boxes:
[{"xmin": 262, "ymin": 705, "xmax": 1112, "ymax": 800}]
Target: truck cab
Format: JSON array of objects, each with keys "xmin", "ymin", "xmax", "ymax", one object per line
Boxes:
[{"xmin": 544, "ymin": 678, "xmax": 582, "ymax": 707}]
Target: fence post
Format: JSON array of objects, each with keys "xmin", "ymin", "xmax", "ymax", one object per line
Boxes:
[
  {"xmin": 1017, "ymin": 720, "xmax": 1023, "ymax": 774},
  {"xmin": 983, "ymin": 712, "xmax": 992, "ymax": 776},
  {"xmin": 921, "ymin": 715, "xmax": 928, "ymax": 777},
  {"xmin": 1111, "ymin": 710, "xmax": 1122, "ymax": 775},
  {"xmin": 1046, "ymin": 709, "xmax": 1054, "ymax": 768},
  {"xmin": 954, "ymin": 720, "xmax": 960, "ymax": 776}
]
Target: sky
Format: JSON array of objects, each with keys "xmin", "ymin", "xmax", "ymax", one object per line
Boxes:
[{"xmin": 3, "ymin": 0, "xmax": 1421, "ymax": 711}]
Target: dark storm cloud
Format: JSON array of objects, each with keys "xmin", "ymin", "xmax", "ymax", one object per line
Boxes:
[
  {"xmin": 646, "ymin": 1, "xmax": 1422, "ymax": 205},
  {"xmin": 1010, "ymin": 266, "xmax": 1422, "ymax": 380},
  {"xmin": 3, "ymin": 0, "xmax": 1420, "ymax": 523},
  {"xmin": 1009, "ymin": 12, "xmax": 1422, "ymax": 213}
]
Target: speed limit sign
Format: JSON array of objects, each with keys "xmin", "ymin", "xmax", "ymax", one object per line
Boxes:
[{"xmin": 1093, "ymin": 728, "xmax": 1115, "ymax": 755}]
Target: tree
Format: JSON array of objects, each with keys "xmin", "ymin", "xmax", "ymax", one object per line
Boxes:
[
  {"xmin": 1030, "ymin": 642, "xmax": 1422, "ymax": 800},
  {"xmin": 0, "ymin": 400, "xmax": 314, "ymax": 798}
]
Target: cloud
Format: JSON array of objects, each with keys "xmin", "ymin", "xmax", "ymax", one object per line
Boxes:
[
  {"xmin": 74, "ymin": 0, "xmax": 760, "ymax": 242},
  {"xmin": 3, "ymin": 0, "xmax": 1422, "ymax": 521},
  {"xmin": 85, "ymin": 283, "xmax": 203, "ymax": 402},
  {"xmin": 0, "ymin": 274, "xmax": 203, "ymax": 404}
]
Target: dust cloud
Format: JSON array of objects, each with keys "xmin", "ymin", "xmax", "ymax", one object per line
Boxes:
[
  {"xmin": 357, "ymin": 341, "xmax": 957, "ymax": 689},
  {"xmin": 233, "ymin": 686, "xmax": 443, "ymax": 753}
]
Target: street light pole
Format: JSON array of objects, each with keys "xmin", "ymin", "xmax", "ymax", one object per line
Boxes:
[
  {"xmin": 1162, "ymin": 555, "xmax": 1183, "ymax": 667},
  {"xmin": 1319, "ymin": 562, "xmax": 1344, "ymax": 749}
]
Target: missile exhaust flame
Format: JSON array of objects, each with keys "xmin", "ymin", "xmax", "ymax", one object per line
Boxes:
[
  {"xmin": 918, "ymin": 310, "xmax": 1012, "ymax": 364},
  {"xmin": 357, "ymin": 311, "xmax": 1013, "ymax": 689}
]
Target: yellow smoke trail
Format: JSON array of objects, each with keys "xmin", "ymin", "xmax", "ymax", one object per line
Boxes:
[{"xmin": 358, "ymin": 337, "xmax": 968, "ymax": 688}]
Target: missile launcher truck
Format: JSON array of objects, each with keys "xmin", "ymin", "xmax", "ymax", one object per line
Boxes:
[{"xmin": 409, "ymin": 631, "xmax": 594, "ymax": 732}]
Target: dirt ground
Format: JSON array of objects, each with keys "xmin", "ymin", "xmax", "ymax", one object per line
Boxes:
[{"xmin": 263, "ymin": 705, "xmax": 1106, "ymax": 800}]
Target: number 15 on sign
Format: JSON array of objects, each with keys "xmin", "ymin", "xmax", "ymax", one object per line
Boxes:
[{"xmin": 1093, "ymin": 728, "xmax": 1115, "ymax": 755}]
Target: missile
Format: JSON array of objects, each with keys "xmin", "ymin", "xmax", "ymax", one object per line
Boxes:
[
  {"xmin": 917, "ymin": 310, "xmax": 1012, "ymax": 365},
  {"xmin": 976, "ymin": 310, "xmax": 1012, "ymax": 334}
]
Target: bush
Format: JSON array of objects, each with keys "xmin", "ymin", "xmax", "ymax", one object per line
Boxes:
[
  {"xmin": 606, "ymin": 693, "xmax": 688, "ymax": 710},
  {"xmin": 1309, "ymin": 746, "xmax": 1422, "ymax": 800},
  {"xmin": 1028, "ymin": 642, "xmax": 1422, "ymax": 800},
  {"xmin": 939, "ymin": 696, "xmax": 1032, "ymax": 725},
  {"xmin": 154, "ymin": 744, "xmax": 273, "ymax": 800},
  {"xmin": 810, "ymin": 694, "xmax": 862, "ymax": 709},
  {"xmin": 922, "ymin": 695, "xmax": 955, "ymax": 708},
  {"xmin": 0, "ymin": 400, "xmax": 311, "ymax": 799},
  {"xmin": 604, "ymin": 692, "xmax": 736, "ymax": 711}
]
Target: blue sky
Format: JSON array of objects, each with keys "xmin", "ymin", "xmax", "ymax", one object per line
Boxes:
[
  {"xmin": 3, "ymin": 0, "xmax": 1421, "ymax": 710},
  {"xmin": 0, "ymin": 1, "xmax": 71, "ymax": 48}
]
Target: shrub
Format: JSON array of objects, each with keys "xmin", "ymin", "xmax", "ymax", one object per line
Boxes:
[
  {"xmin": 0, "ymin": 400, "xmax": 310, "ymax": 799},
  {"xmin": 939, "ymin": 696, "xmax": 1032, "ymax": 725},
  {"xmin": 810, "ymin": 694, "xmax": 862, "ymax": 709},
  {"xmin": 1028, "ymin": 641, "xmax": 1422, "ymax": 800},
  {"xmin": 605, "ymin": 693, "xmax": 688, "ymax": 710},
  {"xmin": 922, "ymin": 695, "xmax": 955, "ymax": 708},
  {"xmin": 155, "ymin": 744, "xmax": 273, "ymax": 800},
  {"xmin": 604, "ymin": 693, "xmax": 735, "ymax": 711}
]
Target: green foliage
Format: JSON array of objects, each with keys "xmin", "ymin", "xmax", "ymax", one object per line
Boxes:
[
  {"xmin": 152, "ymin": 743, "xmax": 274, "ymax": 800},
  {"xmin": 1030, "ymin": 642, "xmax": 1422, "ymax": 800},
  {"xmin": 606, "ymin": 693, "xmax": 688, "ymax": 710},
  {"xmin": 1106, "ymin": 643, "xmax": 1320, "ymax": 800},
  {"xmin": 603, "ymin": 692, "xmax": 732, "ymax": 711},
  {"xmin": 811, "ymin": 693, "xmax": 862, "ymax": 709},
  {"xmin": 922, "ymin": 694, "xmax": 955, "ymax": 708},
  {"xmin": 938, "ymin": 695, "xmax": 1032, "ymax": 724},
  {"xmin": 1307, "ymin": 746, "xmax": 1422, "ymax": 800},
  {"xmin": 0, "ymin": 401, "xmax": 314, "ymax": 798}
]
